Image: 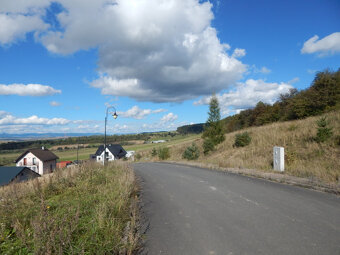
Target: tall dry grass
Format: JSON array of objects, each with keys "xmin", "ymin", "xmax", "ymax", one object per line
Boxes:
[
  {"xmin": 142, "ymin": 110, "xmax": 340, "ymax": 185},
  {"xmin": 0, "ymin": 161, "xmax": 139, "ymax": 254}
]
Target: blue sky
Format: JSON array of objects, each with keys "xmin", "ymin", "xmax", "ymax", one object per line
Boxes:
[{"xmin": 0, "ymin": 0, "xmax": 339, "ymax": 134}]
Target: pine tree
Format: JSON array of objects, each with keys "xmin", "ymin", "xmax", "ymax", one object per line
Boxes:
[{"xmin": 202, "ymin": 95, "xmax": 225, "ymax": 154}]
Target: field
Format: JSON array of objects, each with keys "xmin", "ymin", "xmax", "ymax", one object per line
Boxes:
[
  {"xmin": 0, "ymin": 162, "xmax": 139, "ymax": 254},
  {"xmin": 0, "ymin": 134, "xmax": 200, "ymax": 164}
]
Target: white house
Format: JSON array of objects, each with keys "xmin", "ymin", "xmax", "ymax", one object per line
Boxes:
[
  {"xmin": 151, "ymin": 140, "xmax": 166, "ymax": 144},
  {"xmin": 15, "ymin": 147, "xmax": 59, "ymax": 175},
  {"xmin": 94, "ymin": 144, "xmax": 127, "ymax": 163}
]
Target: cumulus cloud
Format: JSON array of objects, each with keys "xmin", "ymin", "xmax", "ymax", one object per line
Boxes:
[
  {"xmin": 0, "ymin": 0, "xmax": 246, "ymax": 102},
  {"xmin": 231, "ymin": 48, "xmax": 246, "ymax": 58},
  {"xmin": 0, "ymin": 0, "xmax": 50, "ymax": 45},
  {"xmin": 118, "ymin": 105, "xmax": 166, "ymax": 119},
  {"xmin": 0, "ymin": 112, "xmax": 70, "ymax": 125},
  {"xmin": 301, "ymin": 32, "xmax": 340, "ymax": 56},
  {"xmin": 0, "ymin": 83, "xmax": 61, "ymax": 96},
  {"xmin": 160, "ymin": 112, "xmax": 178, "ymax": 123},
  {"xmin": 194, "ymin": 79, "xmax": 293, "ymax": 115},
  {"xmin": 49, "ymin": 101, "xmax": 61, "ymax": 106}
]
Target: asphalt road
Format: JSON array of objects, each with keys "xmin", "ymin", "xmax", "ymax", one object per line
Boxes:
[{"xmin": 133, "ymin": 162, "xmax": 340, "ymax": 255}]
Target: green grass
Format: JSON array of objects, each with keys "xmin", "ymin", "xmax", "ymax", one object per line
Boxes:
[{"xmin": 0, "ymin": 162, "xmax": 139, "ymax": 254}]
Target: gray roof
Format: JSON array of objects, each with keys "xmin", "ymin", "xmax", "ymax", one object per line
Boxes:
[
  {"xmin": 0, "ymin": 167, "xmax": 39, "ymax": 186},
  {"xmin": 95, "ymin": 144, "xmax": 127, "ymax": 159}
]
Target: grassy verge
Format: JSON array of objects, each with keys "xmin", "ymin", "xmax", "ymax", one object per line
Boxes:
[
  {"xmin": 137, "ymin": 111, "xmax": 340, "ymax": 187},
  {"xmin": 0, "ymin": 162, "xmax": 139, "ymax": 254}
]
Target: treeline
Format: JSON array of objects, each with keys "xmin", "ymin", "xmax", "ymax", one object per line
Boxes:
[
  {"xmin": 177, "ymin": 123, "xmax": 205, "ymax": 134},
  {"xmin": 177, "ymin": 69, "xmax": 340, "ymax": 134},
  {"xmin": 223, "ymin": 69, "xmax": 339, "ymax": 132},
  {"xmin": 0, "ymin": 131, "xmax": 177, "ymax": 151}
]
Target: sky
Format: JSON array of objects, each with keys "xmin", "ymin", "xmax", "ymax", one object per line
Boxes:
[{"xmin": 0, "ymin": 0, "xmax": 339, "ymax": 135}]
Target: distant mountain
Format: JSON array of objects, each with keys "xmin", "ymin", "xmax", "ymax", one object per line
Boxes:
[{"xmin": 0, "ymin": 133, "xmax": 102, "ymax": 141}]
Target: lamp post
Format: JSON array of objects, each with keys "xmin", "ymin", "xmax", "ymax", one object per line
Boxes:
[{"xmin": 104, "ymin": 106, "xmax": 118, "ymax": 165}]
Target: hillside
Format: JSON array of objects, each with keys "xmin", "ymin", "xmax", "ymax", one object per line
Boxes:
[{"xmin": 143, "ymin": 110, "xmax": 340, "ymax": 185}]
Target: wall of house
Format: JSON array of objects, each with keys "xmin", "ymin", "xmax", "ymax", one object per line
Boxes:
[
  {"xmin": 11, "ymin": 168, "xmax": 40, "ymax": 184},
  {"xmin": 96, "ymin": 148, "xmax": 115, "ymax": 162},
  {"xmin": 43, "ymin": 160, "xmax": 57, "ymax": 174},
  {"xmin": 16, "ymin": 152, "xmax": 43, "ymax": 175}
]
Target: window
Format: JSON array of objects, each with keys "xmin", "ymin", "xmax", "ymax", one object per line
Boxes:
[
  {"xmin": 33, "ymin": 158, "xmax": 36, "ymax": 165},
  {"xmin": 23, "ymin": 158, "xmax": 27, "ymax": 165}
]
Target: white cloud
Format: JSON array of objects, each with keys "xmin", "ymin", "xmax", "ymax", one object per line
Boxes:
[
  {"xmin": 194, "ymin": 79, "xmax": 293, "ymax": 115},
  {"xmin": 0, "ymin": 83, "xmax": 61, "ymax": 96},
  {"xmin": 49, "ymin": 101, "xmax": 61, "ymax": 106},
  {"xmin": 161, "ymin": 112, "xmax": 178, "ymax": 123},
  {"xmin": 118, "ymin": 105, "xmax": 166, "ymax": 119},
  {"xmin": 232, "ymin": 48, "xmax": 246, "ymax": 58},
  {"xmin": 0, "ymin": 112, "xmax": 70, "ymax": 125},
  {"xmin": 0, "ymin": 2, "xmax": 49, "ymax": 45},
  {"xmin": 251, "ymin": 65, "xmax": 271, "ymax": 74},
  {"xmin": 0, "ymin": 0, "xmax": 246, "ymax": 103},
  {"xmin": 301, "ymin": 32, "xmax": 340, "ymax": 56}
]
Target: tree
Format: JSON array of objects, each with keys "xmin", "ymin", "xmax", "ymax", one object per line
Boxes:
[
  {"xmin": 202, "ymin": 95, "xmax": 225, "ymax": 154},
  {"xmin": 315, "ymin": 117, "xmax": 333, "ymax": 142}
]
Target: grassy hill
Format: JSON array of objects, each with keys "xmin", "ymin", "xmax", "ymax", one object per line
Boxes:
[{"xmin": 142, "ymin": 110, "xmax": 340, "ymax": 185}]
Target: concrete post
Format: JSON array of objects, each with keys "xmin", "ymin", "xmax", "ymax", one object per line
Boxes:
[{"xmin": 273, "ymin": 146, "xmax": 284, "ymax": 172}]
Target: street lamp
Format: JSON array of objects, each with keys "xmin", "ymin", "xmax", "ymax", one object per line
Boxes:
[{"xmin": 104, "ymin": 106, "xmax": 118, "ymax": 165}]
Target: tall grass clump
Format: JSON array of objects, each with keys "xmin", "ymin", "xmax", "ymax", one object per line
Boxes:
[
  {"xmin": 158, "ymin": 147, "xmax": 170, "ymax": 160},
  {"xmin": 0, "ymin": 162, "xmax": 139, "ymax": 254}
]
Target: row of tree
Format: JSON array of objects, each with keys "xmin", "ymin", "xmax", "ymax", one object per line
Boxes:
[{"xmin": 177, "ymin": 69, "xmax": 339, "ymax": 136}]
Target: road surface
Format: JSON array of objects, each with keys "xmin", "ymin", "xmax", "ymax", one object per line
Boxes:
[{"xmin": 133, "ymin": 162, "xmax": 340, "ymax": 255}]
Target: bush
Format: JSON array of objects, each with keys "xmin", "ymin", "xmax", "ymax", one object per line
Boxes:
[
  {"xmin": 315, "ymin": 117, "xmax": 332, "ymax": 142},
  {"xmin": 182, "ymin": 143, "xmax": 200, "ymax": 160},
  {"xmin": 234, "ymin": 132, "xmax": 251, "ymax": 147},
  {"xmin": 135, "ymin": 153, "xmax": 142, "ymax": 160},
  {"xmin": 203, "ymin": 139, "xmax": 215, "ymax": 155},
  {"xmin": 151, "ymin": 148, "xmax": 157, "ymax": 157},
  {"xmin": 158, "ymin": 147, "xmax": 170, "ymax": 160}
]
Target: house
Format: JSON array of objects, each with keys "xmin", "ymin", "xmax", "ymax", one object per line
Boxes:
[
  {"xmin": 94, "ymin": 144, "xmax": 127, "ymax": 162},
  {"xmin": 0, "ymin": 166, "xmax": 40, "ymax": 187},
  {"xmin": 15, "ymin": 147, "xmax": 59, "ymax": 175}
]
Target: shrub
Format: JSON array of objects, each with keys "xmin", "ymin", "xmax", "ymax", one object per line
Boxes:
[
  {"xmin": 151, "ymin": 148, "xmax": 157, "ymax": 157},
  {"xmin": 182, "ymin": 143, "xmax": 200, "ymax": 160},
  {"xmin": 158, "ymin": 147, "xmax": 170, "ymax": 160},
  {"xmin": 315, "ymin": 117, "xmax": 333, "ymax": 142},
  {"xmin": 203, "ymin": 139, "xmax": 215, "ymax": 155},
  {"xmin": 135, "ymin": 153, "xmax": 142, "ymax": 160},
  {"xmin": 234, "ymin": 132, "xmax": 252, "ymax": 147}
]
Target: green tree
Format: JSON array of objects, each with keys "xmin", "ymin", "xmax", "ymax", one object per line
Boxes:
[
  {"xmin": 182, "ymin": 143, "xmax": 200, "ymax": 160},
  {"xmin": 202, "ymin": 95, "xmax": 225, "ymax": 154},
  {"xmin": 315, "ymin": 117, "xmax": 333, "ymax": 142}
]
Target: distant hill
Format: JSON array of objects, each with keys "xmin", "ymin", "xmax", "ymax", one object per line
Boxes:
[{"xmin": 0, "ymin": 133, "xmax": 101, "ymax": 141}]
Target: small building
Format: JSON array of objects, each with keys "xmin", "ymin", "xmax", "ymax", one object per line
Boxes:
[
  {"xmin": 151, "ymin": 140, "xmax": 166, "ymax": 144},
  {"xmin": 126, "ymin": 150, "xmax": 135, "ymax": 158},
  {"xmin": 56, "ymin": 161, "xmax": 72, "ymax": 168},
  {"xmin": 15, "ymin": 147, "xmax": 59, "ymax": 175},
  {"xmin": 94, "ymin": 144, "xmax": 127, "ymax": 162},
  {"xmin": 0, "ymin": 166, "xmax": 40, "ymax": 187}
]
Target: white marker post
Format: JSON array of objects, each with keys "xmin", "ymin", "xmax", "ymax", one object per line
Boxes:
[{"xmin": 273, "ymin": 146, "xmax": 284, "ymax": 172}]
